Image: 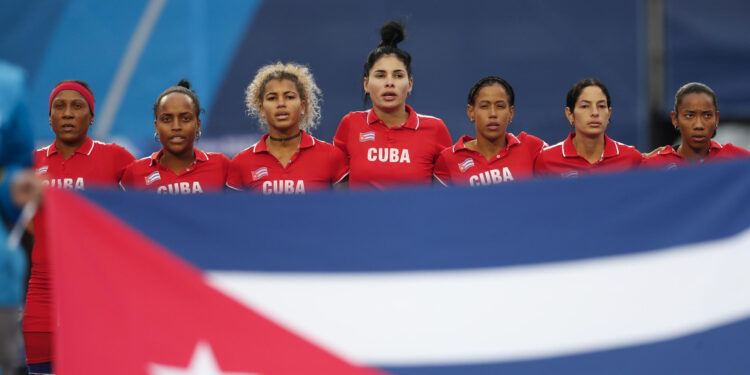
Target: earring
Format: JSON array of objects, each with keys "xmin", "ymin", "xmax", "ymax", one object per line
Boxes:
[
  {"xmin": 196, "ymin": 131, "xmax": 201, "ymax": 141},
  {"xmin": 154, "ymin": 132, "xmax": 159, "ymax": 142}
]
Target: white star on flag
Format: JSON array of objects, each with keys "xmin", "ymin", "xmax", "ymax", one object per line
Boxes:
[{"xmin": 148, "ymin": 341, "xmax": 258, "ymax": 375}]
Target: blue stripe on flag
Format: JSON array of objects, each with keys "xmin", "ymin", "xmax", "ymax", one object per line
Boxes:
[
  {"xmin": 83, "ymin": 159, "xmax": 750, "ymax": 272},
  {"xmin": 379, "ymin": 316, "xmax": 750, "ymax": 374}
]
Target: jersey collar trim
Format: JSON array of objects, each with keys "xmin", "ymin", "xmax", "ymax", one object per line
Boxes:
[
  {"xmin": 662, "ymin": 140, "xmax": 723, "ymax": 158},
  {"xmin": 561, "ymin": 133, "xmax": 619, "ymax": 159},
  {"xmin": 47, "ymin": 136, "xmax": 94, "ymax": 157},
  {"xmin": 149, "ymin": 148, "xmax": 208, "ymax": 167},
  {"xmin": 367, "ymin": 105, "xmax": 419, "ymax": 130}
]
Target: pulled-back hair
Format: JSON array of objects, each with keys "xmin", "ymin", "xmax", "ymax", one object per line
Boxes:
[
  {"xmin": 245, "ymin": 62, "xmax": 322, "ymax": 132},
  {"xmin": 467, "ymin": 76, "xmax": 515, "ymax": 106},
  {"xmin": 673, "ymin": 82, "xmax": 717, "ymax": 113},
  {"xmin": 362, "ymin": 21, "xmax": 412, "ymax": 105},
  {"xmin": 566, "ymin": 78, "xmax": 611, "ymax": 111},
  {"xmin": 363, "ymin": 21, "xmax": 412, "ymax": 79},
  {"xmin": 153, "ymin": 79, "xmax": 202, "ymax": 118}
]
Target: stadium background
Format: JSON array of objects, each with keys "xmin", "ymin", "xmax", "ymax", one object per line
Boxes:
[{"xmin": 2, "ymin": 0, "xmax": 749, "ymax": 158}]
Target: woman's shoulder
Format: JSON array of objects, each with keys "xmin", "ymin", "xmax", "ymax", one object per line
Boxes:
[
  {"xmin": 340, "ymin": 110, "xmax": 370, "ymax": 123},
  {"xmin": 415, "ymin": 111, "xmax": 447, "ymax": 129}
]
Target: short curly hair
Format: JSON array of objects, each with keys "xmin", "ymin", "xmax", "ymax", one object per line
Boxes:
[{"xmin": 245, "ymin": 62, "xmax": 322, "ymax": 132}]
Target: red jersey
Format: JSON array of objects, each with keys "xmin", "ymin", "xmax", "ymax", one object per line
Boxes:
[
  {"xmin": 434, "ymin": 132, "xmax": 545, "ymax": 187},
  {"xmin": 25, "ymin": 137, "xmax": 134, "ymax": 363},
  {"xmin": 641, "ymin": 141, "xmax": 750, "ymax": 169},
  {"xmin": 120, "ymin": 148, "xmax": 229, "ymax": 194},
  {"xmin": 534, "ymin": 133, "xmax": 642, "ymax": 178},
  {"xmin": 333, "ymin": 105, "xmax": 452, "ymax": 190},
  {"xmin": 227, "ymin": 131, "xmax": 348, "ymax": 194}
]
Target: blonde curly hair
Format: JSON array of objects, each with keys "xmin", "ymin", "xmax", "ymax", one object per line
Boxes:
[{"xmin": 245, "ymin": 62, "xmax": 322, "ymax": 132}]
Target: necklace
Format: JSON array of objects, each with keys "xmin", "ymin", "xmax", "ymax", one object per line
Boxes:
[{"xmin": 269, "ymin": 131, "xmax": 302, "ymax": 143}]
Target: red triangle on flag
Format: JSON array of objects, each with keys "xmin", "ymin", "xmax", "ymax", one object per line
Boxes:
[{"xmin": 46, "ymin": 189, "xmax": 384, "ymax": 375}]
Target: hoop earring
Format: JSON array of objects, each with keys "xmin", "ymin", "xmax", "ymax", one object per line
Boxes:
[
  {"xmin": 196, "ymin": 131, "xmax": 201, "ymax": 141},
  {"xmin": 154, "ymin": 132, "xmax": 160, "ymax": 143}
]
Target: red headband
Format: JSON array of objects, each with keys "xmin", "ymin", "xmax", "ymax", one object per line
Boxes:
[{"xmin": 49, "ymin": 82, "xmax": 95, "ymax": 116}]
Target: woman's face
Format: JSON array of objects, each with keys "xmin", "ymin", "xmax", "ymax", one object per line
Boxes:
[
  {"xmin": 261, "ymin": 79, "xmax": 304, "ymax": 133},
  {"xmin": 566, "ymin": 85, "xmax": 611, "ymax": 137},
  {"xmin": 467, "ymin": 83, "xmax": 514, "ymax": 142},
  {"xmin": 364, "ymin": 54, "xmax": 413, "ymax": 112},
  {"xmin": 49, "ymin": 89, "xmax": 92, "ymax": 146},
  {"xmin": 671, "ymin": 92, "xmax": 718, "ymax": 151},
  {"xmin": 154, "ymin": 93, "xmax": 200, "ymax": 157}
]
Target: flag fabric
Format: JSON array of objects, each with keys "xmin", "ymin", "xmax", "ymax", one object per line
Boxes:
[
  {"xmin": 457, "ymin": 158, "xmax": 474, "ymax": 173},
  {"xmin": 251, "ymin": 167, "xmax": 268, "ymax": 181},
  {"xmin": 47, "ymin": 160, "xmax": 750, "ymax": 374},
  {"xmin": 144, "ymin": 171, "xmax": 161, "ymax": 185},
  {"xmin": 359, "ymin": 131, "xmax": 375, "ymax": 142}
]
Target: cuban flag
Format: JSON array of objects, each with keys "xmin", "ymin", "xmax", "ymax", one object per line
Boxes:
[
  {"xmin": 47, "ymin": 160, "xmax": 750, "ymax": 374},
  {"xmin": 251, "ymin": 167, "xmax": 268, "ymax": 181},
  {"xmin": 458, "ymin": 157, "xmax": 475, "ymax": 173},
  {"xmin": 35, "ymin": 165, "xmax": 48, "ymax": 175},
  {"xmin": 360, "ymin": 131, "xmax": 376, "ymax": 142},
  {"xmin": 144, "ymin": 171, "xmax": 161, "ymax": 185}
]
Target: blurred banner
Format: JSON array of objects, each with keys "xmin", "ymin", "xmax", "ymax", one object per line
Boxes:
[{"xmin": 47, "ymin": 160, "xmax": 750, "ymax": 374}]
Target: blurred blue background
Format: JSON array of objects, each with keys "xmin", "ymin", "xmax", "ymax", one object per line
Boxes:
[{"xmin": 2, "ymin": 0, "xmax": 749, "ymax": 158}]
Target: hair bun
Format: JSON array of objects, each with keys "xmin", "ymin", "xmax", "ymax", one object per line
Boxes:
[
  {"xmin": 379, "ymin": 21, "xmax": 405, "ymax": 48},
  {"xmin": 177, "ymin": 79, "xmax": 191, "ymax": 90}
]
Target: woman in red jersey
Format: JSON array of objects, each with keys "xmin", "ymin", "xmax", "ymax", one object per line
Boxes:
[
  {"xmin": 642, "ymin": 82, "xmax": 750, "ymax": 169},
  {"xmin": 434, "ymin": 76, "xmax": 545, "ymax": 187},
  {"xmin": 227, "ymin": 62, "xmax": 348, "ymax": 194},
  {"xmin": 25, "ymin": 80, "xmax": 135, "ymax": 374},
  {"xmin": 534, "ymin": 78, "xmax": 642, "ymax": 178},
  {"xmin": 121, "ymin": 80, "xmax": 229, "ymax": 194},
  {"xmin": 334, "ymin": 21, "xmax": 452, "ymax": 190}
]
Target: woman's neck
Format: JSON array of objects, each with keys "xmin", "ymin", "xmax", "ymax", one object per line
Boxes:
[
  {"xmin": 266, "ymin": 126, "xmax": 302, "ymax": 167},
  {"xmin": 572, "ymin": 132, "xmax": 605, "ymax": 164},
  {"xmin": 160, "ymin": 148, "xmax": 195, "ymax": 175},
  {"xmin": 55, "ymin": 138, "xmax": 87, "ymax": 160},
  {"xmin": 677, "ymin": 141, "xmax": 710, "ymax": 161},
  {"xmin": 469, "ymin": 134, "xmax": 507, "ymax": 161},
  {"xmin": 373, "ymin": 105, "xmax": 409, "ymax": 128}
]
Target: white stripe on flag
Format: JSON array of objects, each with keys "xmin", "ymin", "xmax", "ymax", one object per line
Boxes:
[{"xmin": 208, "ymin": 226, "xmax": 750, "ymax": 366}]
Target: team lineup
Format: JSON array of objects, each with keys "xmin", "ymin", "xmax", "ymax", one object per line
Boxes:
[{"xmin": 22, "ymin": 21, "xmax": 750, "ymax": 373}]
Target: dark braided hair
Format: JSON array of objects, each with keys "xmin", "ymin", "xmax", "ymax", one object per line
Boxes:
[{"xmin": 467, "ymin": 76, "xmax": 515, "ymax": 106}]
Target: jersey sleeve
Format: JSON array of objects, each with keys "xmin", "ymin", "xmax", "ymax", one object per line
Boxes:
[
  {"xmin": 119, "ymin": 162, "xmax": 135, "ymax": 191},
  {"xmin": 218, "ymin": 153, "xmax": 231, "ymax": 185},
  {"xmin": 433, "ymin": 150, "xmax": 451, "ymax": 187},
  {"xmin": 333, "ymin": 113, "xmax": 351, "ymax": 157},
  {"xmin": 628, "ymin": 146, "xmax": 644, "ymax": 166},
  {"xmin": 112, "ymin": 144, "xmax": 136, "ymax": 182},
  {"xmin": 725, "ymin": 143, "xmax": 750, "ymax": 157},
  {"xmin": 433, "ymin": 121, "xmax": 453, "ymax": 160},
  {"xmin": 521, "ymin": 132, "xmax": 546, "ymax": 161},
  {"xmin": 330, "ymin": 146, "xmax": 349, "ymax": 184},
  {"xmin": 534, "ymin": 150, "xmax": 549, "ymax": 176},
  {"xmin": 226, "ymin": 153, "xmax": 246, "ymax": 191}
]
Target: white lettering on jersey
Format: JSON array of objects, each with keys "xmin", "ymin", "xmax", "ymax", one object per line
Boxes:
[
  {"xmin": 366, "ymin": 148, "xmax": 411, "ymax": 163},
  {"xmin": 468, "ymin": 168, "xmax": 515, "ymax": 186},
  {"xmin": 262, "ymin": 180, "xmax": 306, "ymax": 195},
  {"xmin": 42, "ymin": 178, "xmax": 85, "ymax": 191},
  {"xmin": 156, "ymin": 182, "xmax": 204, "ymax": 194}
]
